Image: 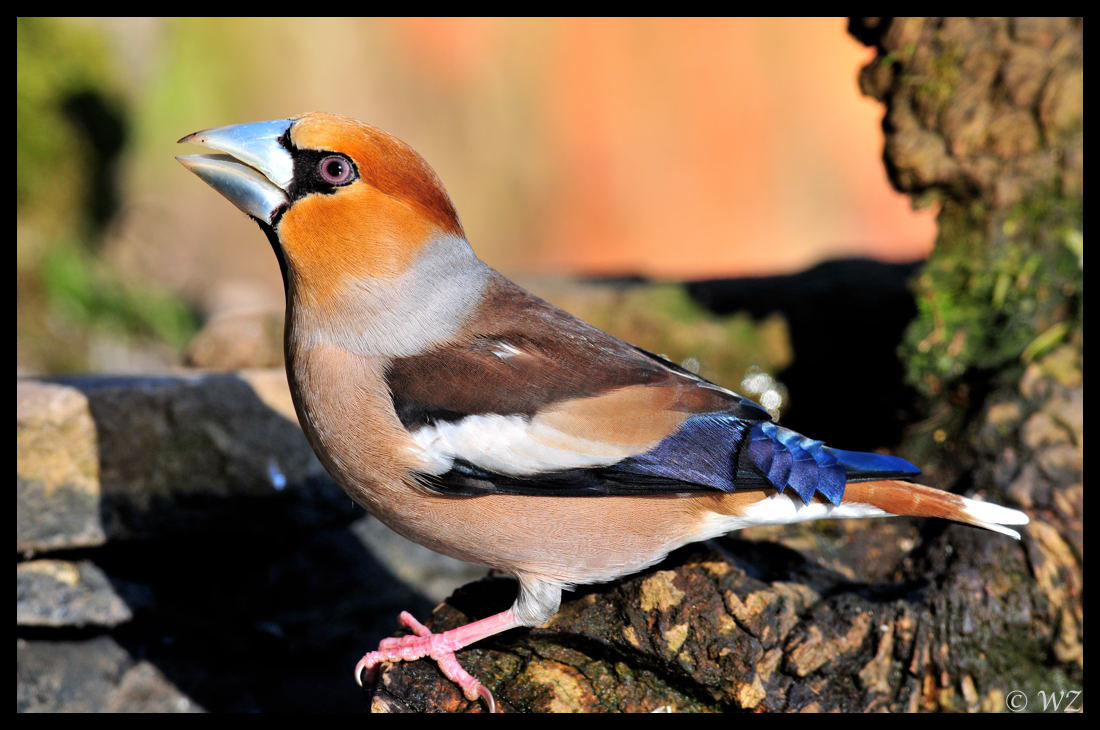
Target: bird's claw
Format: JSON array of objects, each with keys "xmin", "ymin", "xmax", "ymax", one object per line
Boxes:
[
  {"xmin": 477, "ymin": 683, "xmax": 497, "ymax": 714},
  {"xmin": 355, "ymin": 611, "xmax": 498, "ymax": 712},
  {"xmin": 354, "ymin": 655, "xmax": 375, "ymax": 688}
]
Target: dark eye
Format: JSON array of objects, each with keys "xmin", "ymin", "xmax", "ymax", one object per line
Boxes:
[{"xmin": 318, "ymin": 155, "xmax": 354, "ymax": 185}]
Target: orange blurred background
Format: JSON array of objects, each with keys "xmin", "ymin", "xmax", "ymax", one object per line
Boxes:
[
  {"xmin": 151, "ymin": 17, "xmax": 934, "ymax": 313},
  {"xmin": 390, "ymin": 17, "xmax": 935, "ymax": 277},
  {"xmin": 19, "ymin": 18, "xmax": 937, "ymax": 372}
]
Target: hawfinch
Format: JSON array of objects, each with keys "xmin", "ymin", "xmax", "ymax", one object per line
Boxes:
[{"xmin": 178, "ymin": 113, "xmax": 1029, "ymax": 712}]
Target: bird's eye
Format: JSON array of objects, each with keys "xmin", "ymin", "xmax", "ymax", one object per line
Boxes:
[{"xmin": 318, "ymin": 155, "xmax": 354, "ymax": 185}]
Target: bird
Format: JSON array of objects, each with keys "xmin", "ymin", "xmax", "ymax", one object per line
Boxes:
[{"xmin": 177, "ymin": 113, "xmax": 1029, "ymax": 712}]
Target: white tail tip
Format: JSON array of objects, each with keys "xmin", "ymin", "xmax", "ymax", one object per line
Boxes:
[{"xmin": 961, "ymin": 495, "xmax": 1030, "ymax": 540}]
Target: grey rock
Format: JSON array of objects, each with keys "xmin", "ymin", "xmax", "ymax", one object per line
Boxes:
[
  {"xmin": 17, "ymin": 559, "xmax": 147, "ymax": 628},
  {"xmin": 17, "ymin": 373, "xmax": 355, "ymax": 555},
  {"xmin": 15, "ymin": 371, "xmax": 513, "ymax": 711},
  {"xmin": 17, "ymin": 381, "xmax": 106, "ymax": 553},
  {"xmin": 104, "ymin": 663, "xmax": 202, "ymax": 713},
  {"xmin": 17, "ymin": 636, "xmax": 128, "ymax": 712},
  {"xmin": 17, "ymin": 636, "xmax": 200, "ymax": 713}
]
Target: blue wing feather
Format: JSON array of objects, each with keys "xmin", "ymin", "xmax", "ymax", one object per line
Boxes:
[
  {"xmin": 612, "ymin": 415, "xmax": 919, "ymax": 506},
  {"xmin": 425, "ymin": 404, "xmax": 918, "ymax": 502},
  {"xmin": 611, "ymin": 414, "xmax": 748, "ymax": 492},
  {"xmin": 825, "ymin": 446, "xmax": 921, "ymax": 477}
]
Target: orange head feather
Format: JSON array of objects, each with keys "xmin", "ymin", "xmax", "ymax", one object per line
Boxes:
[{"xmin": 276, "ymin": 113, "xmax": 465, "ymax": 297}]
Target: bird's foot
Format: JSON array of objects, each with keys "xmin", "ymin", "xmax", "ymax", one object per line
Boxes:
[{"xmin": 356, "ymin": 611, "xmax": 497, "ymax": 712}]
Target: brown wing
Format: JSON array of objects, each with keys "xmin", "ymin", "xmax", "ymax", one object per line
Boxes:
[
  {"xmin": 386, "ymin": 273, "xmax": 770, "ymax": 430},
  {"xmin": 386, "ymin": 273, "xmax": 772, "ymax": 499}
]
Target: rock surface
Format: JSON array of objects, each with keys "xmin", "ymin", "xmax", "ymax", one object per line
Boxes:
[
  {"xmin": 17, "ymin": 559, "xmax": 147, "ymax": 628},
  {"xmin": 851, "ymin": 16, "xmax": 1083, "ymax": 679},
  {"xmin": 17, "ymin": 372, "xmax": 350, "ymax": 555},
  {"xmin": 850, "ymin": 17, "xmax": 1082, "ymax": 209},
  {"xmin": 17, "ymin": 380, "xmax": 106, "ymax": 552},
  {"xmin": 16, "ymin": 371, "xmax": 485, "ymax": 712},
  {"xmin": 185, "ymin": 310, "xmax": 285, "ymax": 370},
  {"xmin": 17, "ymin": 636, "xmax": 201, "ymax": 713}
]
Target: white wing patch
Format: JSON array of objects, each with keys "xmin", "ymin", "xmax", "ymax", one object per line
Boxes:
[{"xmin": 408, "ymin": 413, "xmax": 647, "ymax": 476}]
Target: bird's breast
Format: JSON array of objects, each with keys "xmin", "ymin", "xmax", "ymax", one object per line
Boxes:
[
  {"xmin": 284, "ymin": 341, "xmax": 427, "ymax": 514},
  {"xmin": 284, "ymin": 234, "xmax": 491, "ymax": 358}
]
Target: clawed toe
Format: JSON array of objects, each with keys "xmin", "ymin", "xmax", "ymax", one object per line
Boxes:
[
  {"xmin": 354, "ymin": 655, "xmax": 373, "ymax": 688},
  {"xmin": 355, "ymin": 609, "xmax": 520, "ymax": 713},
  {"xmin": 477, "ymin": 684, "xmax": 497, "ymax": 714}
]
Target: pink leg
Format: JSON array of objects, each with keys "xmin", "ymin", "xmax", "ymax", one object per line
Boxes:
[{"xmin": 356, "ymin": 608, "xmax": 522, "ymax": 712}]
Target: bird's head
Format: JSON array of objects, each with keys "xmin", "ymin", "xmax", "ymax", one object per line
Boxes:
[
  {"xmin": 178, "ymin": 113, "xmax": 488, "ymax": 356},
  {"xmin": 178, "ymin": 113, "xmax": 465, "ymax": 298}
]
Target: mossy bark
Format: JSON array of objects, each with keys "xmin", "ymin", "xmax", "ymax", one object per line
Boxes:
[
  {"xmin": 371, "ymin": 18, "xmax": 1082, "ymax": 712},
  {"xmin": 853, "ymin": 15, "xmax": 1082, "ymax": 679}
]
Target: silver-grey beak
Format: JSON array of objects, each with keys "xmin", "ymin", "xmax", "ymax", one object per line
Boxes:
[{"xmin": 176, "ymin": 118, "xmax": 295, "ymax": 224}]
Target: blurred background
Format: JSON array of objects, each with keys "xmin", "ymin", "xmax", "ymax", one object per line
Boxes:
[{"xmin": 17, "ymin": 17, "xmax": 935, "ymax": 376}]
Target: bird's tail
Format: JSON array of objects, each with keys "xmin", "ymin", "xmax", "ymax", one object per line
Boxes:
[
  {"xmin": 737, "ymin": 424, "xmax": 1028, "ymax": 537},
  {"xmin": 842, "ymin": 479, "xmax": 1030, "ymax": 539}
]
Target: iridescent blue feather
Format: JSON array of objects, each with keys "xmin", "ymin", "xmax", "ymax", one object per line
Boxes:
[
  {"xmin": 612, "ymin": 414, "xmax": 749, "ymax": 492},
  {"xmin": 614, "ymin": 414, "xmax": 920, "ymax": 506}
]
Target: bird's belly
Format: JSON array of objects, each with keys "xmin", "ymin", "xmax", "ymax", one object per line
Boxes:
[{"xmin": 356, "ymin": 489, "xmax": 732, "ymax": 586}]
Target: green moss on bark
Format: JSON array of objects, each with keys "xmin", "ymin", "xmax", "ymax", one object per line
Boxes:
[{"xmin": 904, "ymin": 191, "xmax": 1081, "ymax": 398}]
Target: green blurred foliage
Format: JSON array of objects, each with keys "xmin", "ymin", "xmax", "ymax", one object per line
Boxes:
[
  {"xmin": 132, "ymin": 19, "xmax": 277, "ymax": 176},
  {"xmin": 17, "ymin": 17, "xmax": 199, "ymax": 373},
  {"xmin": 16, "ymin": 18, "xmax": 112, "ymax": 226},
  {"xmin": 41, "ymin": 240, "xmax": 199, "ymax": 349}
]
